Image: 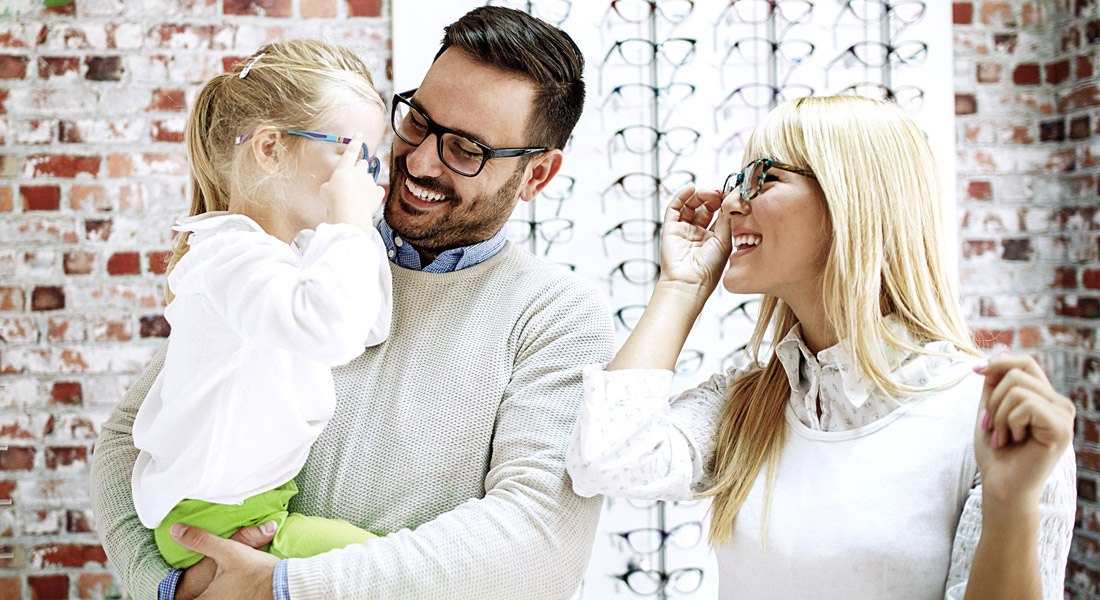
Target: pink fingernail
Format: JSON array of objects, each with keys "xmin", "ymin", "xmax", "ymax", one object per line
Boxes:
[
  {"xmin": 991, "ymin": 431, "xmax": 1000, "ymax": 448},
  {"xmin": 973, "ymin": 362, "xmax": 988, "ymax": 374},
  {"xmin": 980, "ymin": 410, "xmax": 990, "ymax": 430}
]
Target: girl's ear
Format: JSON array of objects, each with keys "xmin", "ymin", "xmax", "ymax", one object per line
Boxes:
[{"xmin": 249, "ymin": 126, "xmax": 283, "ymax": 173}]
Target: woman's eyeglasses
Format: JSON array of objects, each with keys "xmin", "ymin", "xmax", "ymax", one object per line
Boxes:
[
  {"xmin": 611, "ymin": 520, "xmax": 703, "ymax": 555},
  {"xmin": 722, "ymin": 157, "xmax": 816, "ymax": 203},
  {"xmin": 234, "ymin": 129, "xmax": 381, "ymax": 181},
  {"xmin": 391, "ymin": 89, "xmax": 547, "ymax": 177}
]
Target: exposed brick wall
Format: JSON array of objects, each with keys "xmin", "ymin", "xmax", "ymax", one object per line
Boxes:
[
  {"xmin": 0, "ymin": 1, "xmax": 388, "ymax": 597},
  {"xmin": 955, "ymin": 0, "xmax": 1100, "ymax": 597},
  {"xmin": 2, "ymin": 0, "xmax": 1098, "ymax": 597}
]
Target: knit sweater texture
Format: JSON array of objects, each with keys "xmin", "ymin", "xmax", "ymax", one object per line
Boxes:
[{"xmin": 89, "ymin": 242, "xmax": 615, "ymax": 599}]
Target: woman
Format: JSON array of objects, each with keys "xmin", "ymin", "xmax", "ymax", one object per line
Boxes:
[{"xmin": 567, "ymin": 96, "xmax": 1075, "ymax": 599}]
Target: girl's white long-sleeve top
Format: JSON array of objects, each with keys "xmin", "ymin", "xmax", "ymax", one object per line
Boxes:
[
  {"xmin": 567, "ymin": 323, "xmax": 1076, "ymax": 600},
  {"xmin": 131, "ymin": 212, "xmax": 392, "ymax": 528}
]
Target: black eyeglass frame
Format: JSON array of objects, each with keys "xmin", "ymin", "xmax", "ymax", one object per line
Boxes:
[
  {"xmin": 723, "ymin": 157, "xmax": 816, "ymax": 203},
  {"xmin": 391, "ymin": 88, "xmax": 548, "ymax": 177}
]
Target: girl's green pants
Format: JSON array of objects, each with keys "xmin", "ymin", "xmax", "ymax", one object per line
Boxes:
[{"xmin": 153, "ymin": 480, "xmax": 376, "ymax": 569}]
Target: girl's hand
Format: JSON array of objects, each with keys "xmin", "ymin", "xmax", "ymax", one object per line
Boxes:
[
  {"xmin": 658, "ymin": 184, "xmax": 732, "ymax": 294},
  {"xmin": 974, "ymin": 353, "xmax": 1075, "ymax": 508},
  {"xmin": 321, "ymin": 133, "xmax": 385, "ymax": 231}
]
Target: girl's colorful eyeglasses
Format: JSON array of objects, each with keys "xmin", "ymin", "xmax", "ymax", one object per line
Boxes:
[
  {"xmin": 233, "ymin": 129, "xmax": 382, "ymax": 182},
  {"xmin": 722, "ymin": 157, "xmax": 816, "ymax": 203}
]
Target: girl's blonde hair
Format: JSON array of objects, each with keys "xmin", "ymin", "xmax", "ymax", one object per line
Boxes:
[
  {"xmin": 166, "ymin": 39, "xmax": 384, "ymax": 300},
  {"xmin": 703, "ymin": 96, "xmax": 982, "ymax": 544}
]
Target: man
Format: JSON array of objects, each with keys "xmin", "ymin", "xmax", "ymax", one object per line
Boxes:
[{"xmin": 89, "ymin": 7, "xmax": 613, "ymax": 599}]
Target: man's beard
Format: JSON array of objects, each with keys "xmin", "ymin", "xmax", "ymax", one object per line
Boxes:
[{"xmin": 384, "ymin": 154, "xmax": 523, "ymax": 253}]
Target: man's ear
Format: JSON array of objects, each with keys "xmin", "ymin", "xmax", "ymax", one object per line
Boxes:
[
  {"xmin": 249, "ymin": 126, "xmax": 283, "ymax": 173},
  {"xmin": 518, "ymin": 149, "xmax": 564, "ymax": 203}
]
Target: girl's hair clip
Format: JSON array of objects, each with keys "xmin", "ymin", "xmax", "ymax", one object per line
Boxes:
[{"xmin": 239, "ymin": 52, "xmax": 266, "ymax": 79}]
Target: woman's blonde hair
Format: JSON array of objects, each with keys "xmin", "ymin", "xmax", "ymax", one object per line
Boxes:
[
  {"xmin": 703, "ymin": 96, "xmax": 982, "ymax": 544},
  {"xmin": 166, "ymin": 39, "xmax": 384, "ymax": 300}
]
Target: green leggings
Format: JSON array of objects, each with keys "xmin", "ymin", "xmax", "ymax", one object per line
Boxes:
[{"xmin": 154, "ymin": 480, "xmax": 376, "ymax": 569}]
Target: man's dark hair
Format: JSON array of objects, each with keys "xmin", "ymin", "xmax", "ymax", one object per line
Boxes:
[{"xmin": 435, "ymin": 6, "xmax": 585, "ymax": 150}]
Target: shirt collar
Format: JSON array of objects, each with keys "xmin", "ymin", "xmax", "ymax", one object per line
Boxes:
[
  {"xmin": 376, "ymin": 219, "xmax": 507, "ymax": 273},
  {"xmin": 774, "ymin": 316, "xmax": 940, "ymax": 409}
]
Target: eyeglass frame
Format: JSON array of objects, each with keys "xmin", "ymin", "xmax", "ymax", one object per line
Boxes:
[
  {"xmin": 611, "ymin": 520, "xmax": 704, "ymax": 555},
  {"xmin": 233, "ymin": 129, "xmax": 382, "ymax": 181},
  {"xmin": 611, "ymin": 564, "xmax": 705, "ymax": 596},
  {"xmin": 722, "ymin": 157, "xmax": 816, "ymax": 203},
  {"xmin": 391, "ymin": 88, "xmax": 548, "ymax": 178}
]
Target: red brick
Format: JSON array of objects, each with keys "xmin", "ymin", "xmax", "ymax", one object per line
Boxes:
[
  {"xmin": 149, "ymin": 88, "xmax": 186, "ymax": 111},
  {"xmin": 45, "ymin": 0, "xmax": 74, "ymax": 14},
  {"xmin": 1012, "ymin": 63, "xmax": 1041, "ymax": 85},
  {"xmin": 993, "ymin": 33, "xmax": 1017, "ymax": 54},
  {"xmin": 1039, "ymin": 120, "xmax": 1065, "ymax": 142},
  {"xmin": 967, "ymin": 180, "xmax": 992, "ymax": 201},
  {"xmin": 1046, "ymin": 59, "xmax": 1071, "ymax": 85},
  {"xmin": 0, "ymin": 447, "xmax": 35, "ymax": 470},
  {"xmin": 31, "ymin": 544, "xmax": 106, "ymax": 568},
  {"xmin": 224, "ymin": 0, "xmax": 292, "ymax": 16},
  {"xmin": 77, "ymin": 573, "xmax": 114, "ymax": 600},
  {"xmin": 63, "ymin": 252, "xmax": 94, "ymax": 275},
  {"xmin": 70, "ymin": 184, "xmax": 109, "ymax": 211},
  {"xmin": 0, "ymin": 187, "xmax": 12, "ymax": 212},
  {"xmin": 50, "ymin": 382, "xmax": 82, "ymax": 405},
  {"xmin": 0, "ymin": 287, "xmax": 25, "ymax": 311},
  {"xmin": 0, "ymin": 578, "xmax": 18, "ymax": 600},
  {"xmin": 1085, "ymin": 269, "xmax": 1100, "ymax": 289},
  {"xmin": 140, "ymin": 315, "xmax": 170, "ymax": 337},
  {"xmin": 90, "ymin": 317, "xmax": 132, "ymax": 342},
  {"xmin": 975, "ymin": 62, "xmax": 1001, "ymax": 83},
  {"xmin": 57, "ymin": 120, "xmax": 81, "ymax": 143},
  {"xmin": 20, "ymin": 186, "xmax": 60, "ymax": 211},
  {"xmin": 222, "ymin": 55, "xmax": 245, "ymax": 73},
  {"xmin": 953, "ymin": 2, "xmax": 973, "ymax": 24},
  {"xmin": 1070, "ymin": 116, "xmax": 1091, "ymax": 140},
  {"xmin": 36, "ymin": 56, "xmax": 79, "ymax": 80},
  {"xmin": 301, "ymin": 0, "xmax": 335, "ymax": 17},
  {"xmin": 23, "ymin": 154, "xmax": 99, "ymax": 178},
  {"xmin": 27, "ymin": 574, "xmax": 67, "ymax": 600},
  {"xmin": 1018, "ymin": 326, "xmax": 1042, "ymax": 348},
  {"xmin": 31, "ymin": 286, "xmax": 64, "ymax": 311},
  {"xmin": 347, "ymin": 0, "xmax": 381, "ymax": 16},
  {"xmin": 980, "ymin": 2, "xmax": 1013, "ymax": 25},
  {"xmin": 1054, "ymin": 267, "xmax": 1078, "ymax": 288},
  {"xmin": 84, "ymin": 56, "xmax": 122, "ymax": 81},
  {"xmin": 0, "ymin": 55, "xmax": 27, "ymax": 79},
  {"xmin": 84, "ymin": 219, "xmax": 111, "ymax": 242},
  {"xmin": 1059, "ymin": 84, "xmax": 1100, "ymax": 112},
  {"xmin": 151, "ymin": 119, "xmax": 184, "ymax": 142},
  {"xmin": 147, "ymin": 250, "xmax": 172, "ymax": 274},
  {"xmin": 1078, "ymin": 54, "xmax": 1094, "ymax": 79},
  {"xmin": 955, "ymin": 94, "xmax": 977, "ymax": 115},
  {"xmin": 66, "ymin": 510, "xmax": 93, "ymax": 533},
  {"xmin": 0, "ymin": 317, "xmax": 36, "ymax": 343},
  {"xmin": 973, "ymin": 328, "xmax": 1014, "ymax": 349},
  {"xmin": 46, "ymin": 316, "xmax": 84, "ymax": 342},
  {"xmin": 1001, "ymin": 238, "xmax": 1033, "ymax": 261},
  {"xmin": 106, "ymin": 252, "xmax": 140, "ymax": 275},
  {"xmin": 44, "ymin": 446, "xmax": 86, "ymax": 469}
]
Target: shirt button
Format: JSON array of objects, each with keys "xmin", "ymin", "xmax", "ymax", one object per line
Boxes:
[
  {"xmin": 395, "ymin": 236, "xmax": 404, "ymax": 247},
  {"xmin": 387, "ymin": 250, "xmax": 395, "ymax": 258}
]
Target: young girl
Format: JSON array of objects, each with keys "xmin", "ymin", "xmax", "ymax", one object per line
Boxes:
[
  {"xmin": 567, "ymin": 96, "xmax": 1075, "ymax": 599},
  {"xmin": 130, "ymin": 39, "xmax": 392, "ymax": 569}
]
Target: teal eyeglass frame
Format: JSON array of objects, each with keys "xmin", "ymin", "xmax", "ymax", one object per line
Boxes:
[
  {"xmin": 722, "ymin": 157, "xmax": 816, "ymax": 203},
  {"xmin": 233, "ymin": 129, "xmax": 382, "ymax": 181}
]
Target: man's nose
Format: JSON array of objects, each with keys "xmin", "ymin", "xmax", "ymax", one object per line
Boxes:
[{"xmin": 402, "ymin": 136, "xmax": 445, "ymax": 179}]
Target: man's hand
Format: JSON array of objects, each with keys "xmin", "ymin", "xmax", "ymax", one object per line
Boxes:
[{"xmin": 172, "ymin": 522, "xmax": 280, "ymax": 600}]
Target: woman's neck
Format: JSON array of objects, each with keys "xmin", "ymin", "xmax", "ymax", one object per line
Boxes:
[{"xmin": 785, "ymin": 296, "xmax": 838, "ymax": 354}]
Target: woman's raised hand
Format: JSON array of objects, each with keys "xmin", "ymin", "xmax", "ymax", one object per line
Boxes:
[
  {"xmin": 973, "ymin": 353, "xmax": 1075, "ymax": 508},
  {"xmin": 659, "ymin": 184, "xmax": 733, "ymax": 294}
]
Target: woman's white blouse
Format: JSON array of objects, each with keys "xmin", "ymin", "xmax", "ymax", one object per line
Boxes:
[
  {"xmin": 566, "ymin": 324, "xmax": 1076, "ymax": 600},
  {"xmin": 131, "ymin": 212, "xmax": 392, "ymax": 528}
]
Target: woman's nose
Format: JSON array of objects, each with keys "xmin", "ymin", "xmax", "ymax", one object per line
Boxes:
[{"xmin": 723, "ymin": 191, "xmax": 750, "ymax": 217}]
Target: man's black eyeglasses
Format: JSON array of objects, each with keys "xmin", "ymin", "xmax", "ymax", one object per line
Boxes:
[{"xmin": 391, "ymin": 89, "xmax": 548, "ymax": 177}]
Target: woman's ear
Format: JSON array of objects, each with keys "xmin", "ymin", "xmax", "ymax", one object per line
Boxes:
[{"xmin": 249, "ymin": 126, "xmax": 283, "ymax": 173}]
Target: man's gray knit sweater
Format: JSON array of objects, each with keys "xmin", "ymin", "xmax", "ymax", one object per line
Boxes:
[{"xmin": 89, "ymin": 242, "xmax": 615, "ymax": 599}]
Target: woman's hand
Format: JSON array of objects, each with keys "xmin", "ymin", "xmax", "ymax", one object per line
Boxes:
[
  {"xmin": 974, "ymin": 353, "xmax": 1075, "ymax": 508},
  {"xmin": 658, "ymin": 184, "xmax": 732, "ymax": 294}
]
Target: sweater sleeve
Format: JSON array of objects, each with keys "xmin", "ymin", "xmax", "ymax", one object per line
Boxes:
[
  {"xmin": 566, "ymin": 364, "xmax": 735, "ymax": 500},
  {"xmin": 88, "ymin": 344, "xmax": 172, "ymax": 599},
  {"xmin": 172, "ymin": 223, "xmax": 391, "ymax": 366},
  {"xmin": 943, "ymin": 443, "xmax": 1076, "ymax": 599},
  {"xmin": 284, "ymin": 279, "xmax": 616, "ymax": 600}
]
